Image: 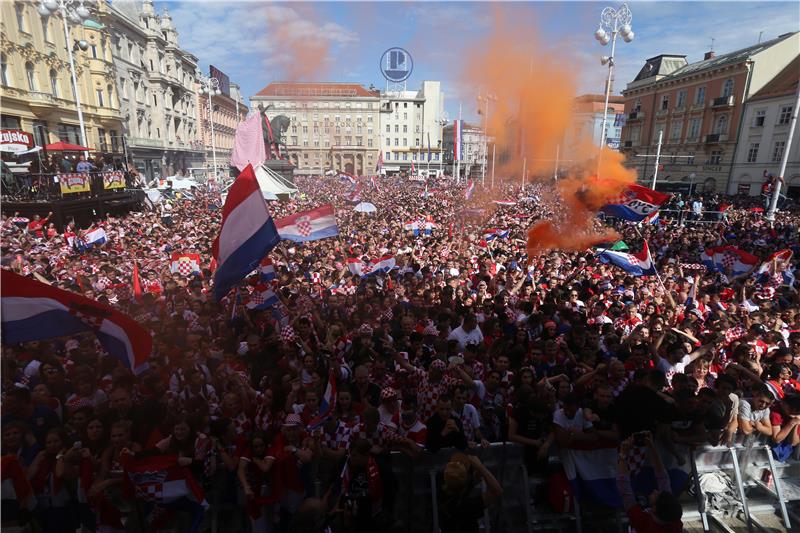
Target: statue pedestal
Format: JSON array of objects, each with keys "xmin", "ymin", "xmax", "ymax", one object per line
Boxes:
[{"xmin": 264, "ymin": 159, "xmax": 295, "ymax": 187}]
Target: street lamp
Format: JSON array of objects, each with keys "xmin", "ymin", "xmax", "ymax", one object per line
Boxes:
[
  {"xmin": 436, "ymin": 116, "xmax": 448, "ymax": 178},
  {"xmin": 594, "ymin": 3, "xmax": 633, "ymax": 150},
  {"xmin": 477, "ymin": 92, "xmax": 497, "ymax": 187},
  {"xmin": 197, "ymin": 72, "xmax": 221, "ymax": 180},
  {"xmin": 37, "ymin": 0, "xmax": 92, "ymax": 156}
]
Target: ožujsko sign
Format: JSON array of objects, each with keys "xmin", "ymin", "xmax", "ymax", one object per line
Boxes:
[{"xmin": 0, "ymin": 130, "xmax": 34, "ymax": 153}]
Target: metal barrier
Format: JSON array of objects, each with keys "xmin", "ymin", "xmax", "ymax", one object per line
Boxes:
[{"xmin": 1, "ymin": 171, "xmax": 134, "ymax": 202}]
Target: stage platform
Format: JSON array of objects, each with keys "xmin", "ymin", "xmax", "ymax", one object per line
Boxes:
[{"xmin": 2, "ymin": 190, "xmax": 144, "ymax": 229}]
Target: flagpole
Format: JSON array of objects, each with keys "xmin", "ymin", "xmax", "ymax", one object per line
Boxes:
[
  {"xmin": 456, "ymin": 103, "xmax": 462, "ymax": 185},
  {"xmin": 632, "ymin": 225, "xmax": 669, "ymax": 294},
  {"xmin": 521, "ymin": 157, "xmax": 527, "ymax": 191}
]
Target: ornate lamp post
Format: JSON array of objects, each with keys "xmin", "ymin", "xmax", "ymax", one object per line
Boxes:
[
  {"xmin": 594, "ymin": 3, "xmax": 634, "ymax": 150},
  {"xmin": 197, "ymin": 72, "xmax": 221, "ymax": 179}
]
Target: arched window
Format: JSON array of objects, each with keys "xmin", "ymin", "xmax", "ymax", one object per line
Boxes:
[
  {"xmin": 722, "ymin": 79, "xmax": 734, "ymax": 98},
  {"xmin": 0, "ymin": 53, "xmax": 9, "ymax": 86},
  {"xmin": 49, "ymin": 69, "xmax": 59, "ymax": 97},
  {"xmin": 716, "ymin": 115, "xmax": 728, "ymax": 135},
  {"xmin": 25, "ymin": 61, "xmax": 36, "ymax": 91}
]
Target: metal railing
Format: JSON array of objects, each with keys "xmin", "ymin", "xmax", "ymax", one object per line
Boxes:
[{"xmin": 1, "ymin": 171, "xmax": 136, "ymax": 202}]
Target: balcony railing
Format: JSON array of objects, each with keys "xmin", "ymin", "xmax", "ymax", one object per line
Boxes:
[
  {"xmin": 704, "ymin": 133, "xmax": 728, "ymax": 144},
  {"xmin": 128, "ymin": 137, "xmax": 164, "ymax": 148},
  {"xmin": 627, "ymin": 111, "xmax": 644, "ymax": 121},
  {"xmin": 711, "ymin": 95, "xmax": 734, "ymax": 108}
]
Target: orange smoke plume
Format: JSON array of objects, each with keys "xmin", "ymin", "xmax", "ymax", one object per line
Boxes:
[{"xmin": 460, "ymin": 8, "xmax": 638, "ymax": 255}]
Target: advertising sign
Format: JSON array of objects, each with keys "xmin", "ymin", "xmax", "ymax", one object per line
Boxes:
[
  {"xmin": 102, "ymin": 171, "xmax": 125, "ymax": 190},
  {"xmin": 380, "ymin": 48, "xmax": 413, "ymax": 83},
  {"xmin": 58, "ymin": 173, "xmax": 91, "ymax": 194},
  {"xmin": 0, "ymin": 129, "xmax": 34, "ymax": 153}
]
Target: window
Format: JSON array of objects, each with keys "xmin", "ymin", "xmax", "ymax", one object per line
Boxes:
[
  {"xmin": 41, "ymin": 18, "xmax": 50, "ymax": 41},
  {"xmin": 367, "ymin": 139, "xmax": 373, "ymax": 148},
  {"xmin": 415, "ymin": 138, "xmax": 420, "ymax": 147},
  {"xmin": 335, "ymin": 126, "xmax": 341, "ymax": 134},
  {"xmin": 15, "ymin": 4, "xmax": 26, "ymax": 32},
  {"xmin": 153, "ymin": 94, "xmax": 157, "ymax": 106},
  {"xmin": 695, "ymin": 86, "xmax": 706, "ymax": 105},
  {"xmin": 709, "ymin": 151, "xmax": 722, "ymax": 165},
  {"xmin": 385, "ymin": 124, "xmax": 390, "ymax": 133},
  {"xmin": 32, "ymin": 120, "xmax": 48, "ymax": 147},
  {"xmin": 91, "ymin": 44, "xmax": 98, "ymax": 59},
  {"xmin": 394, "ymin": 153, "xmax": 399, "ymax": 160},
  {"xmin": 746, "ymin": 143, "xmax": 759, "ymax": 163},
  {"xmin": 386, "ymin": 151, "xmax": 390, "ymax": 160},
  {"xmin": 722, "ymin": 79, "xmax": 734, "ymax": 98},
  {"xmin": 0, "ymin": 53, "xmax": 8, "ymax": 86},
  {"xmin": 402, "ymin": 153, "xmax": 407, "ymax": 160},
  {"xmin": 394, "ymin": 125, "xmax": 399, "ymax": 133},
  {"xmin": 385, "ymin": 138, "xmax": 390, "ymax": 146},
  {"xmin": 669, "ymin": 120, "xmax": 682, "ymax": 140},
  {"xmin": 772, "ymin": 141, "xmax": 786, "ymax": 162},
  {"xmin": 394, "ymin": 138, "xmax": 398, "ymax": 146},
  {"xmin": 715, "ymin": 115, "xmax": 728, "ymax": 135},
  {"xmin": 110, "ymin": 130, "xmax": 119, "ymax": 152},
  {"xmin": 660, "ymin": 95, "xmax": 669, "ymax": 110},
  {"xmin": 688, "ymin": 118, "xmax": 701, "ymax": 139},
  {"xmin": 303, "ymin": 126, "xmax": 308, "ymax": 133},
  {"xmin": 752, "ymin": 109, "xmax": 766, "ymax": 127},
  {"xmin": 149, "ymin": 60, "xmax": 154, "ymax": 71},
  {"xmin": 345, "ymin": 136, "xmax": 351, "ymax": 145},
  {"xmin": 303, "ymin": 140, "xmax": 308, "ymax": 147},
  {"xmin": 676, "ymin": 90, "xmax": 687, "ymax": 108},
  {"xmin": 57, "ymin": 123, "xmax": 81, "ymax": 144},
  {"xmin": 356, "ymin": 137, "xmax": 362, "ymax": 146},
  {"xmin": 107, "ymin": 85, "xmax": 113, "ymax": 107},
  {"xmin": 687, "ymin": 152, "xmax": 695, "ymax": 165},
  {"xmin": 404, "ymin": 113, "xmax": 407, "ymax": 119},
  {"xmin": 778, "ymin": 106, "xmax": 793, "ymax": 125},
  {"xmin": 98, "ymin": 128, "xmax": 107, "ymax": 151},
  {"xmin": 49, "ymin": 69, "xmax": 58, "ymax": 97},
  {"xmin": 403, "ymin": 125, "xmax": 407, "ymax": 133},
  {"xmin": 25, "ymin": 62, "xmax": 36, "ymax": 91},
  {"xmin": 404, "ymin": 102, "xmax": 408, "ymax": 108}
]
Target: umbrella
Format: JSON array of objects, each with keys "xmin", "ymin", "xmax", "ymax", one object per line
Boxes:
[
  {"xmin": 354, "ymin": 202, "xmax": 377, "ymax": 213},
  {"xmin": 45, "ymin": 141, "xmax": 94, "ymax": 152},
  {"xmin": 262, "ymin": 190, "xmax": 278, "ymax": 201}
]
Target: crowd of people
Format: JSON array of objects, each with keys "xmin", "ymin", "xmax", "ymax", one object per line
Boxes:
[{"xmin": 2, "ymin": 171, "xmax": 800, "ymax": 533}]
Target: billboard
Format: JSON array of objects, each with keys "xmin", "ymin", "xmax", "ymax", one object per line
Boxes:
[{"xmin": 209, "ymin": 65, "xmax": 230, "ymax": 97}]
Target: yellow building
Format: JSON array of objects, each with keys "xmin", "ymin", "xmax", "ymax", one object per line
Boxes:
[{"xmin": 1, "ymin": 1, "xmax": 125, "ymax": 160}]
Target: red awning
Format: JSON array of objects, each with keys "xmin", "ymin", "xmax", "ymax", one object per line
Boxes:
[{"xmin": 45, "ymin": 141, "xmax": 94, "ymax": 152}]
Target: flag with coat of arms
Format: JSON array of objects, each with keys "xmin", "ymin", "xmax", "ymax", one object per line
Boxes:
[
  {"xmin": 701, "ymin": 246, "xmax": 759, "ymax": 277},
  {"xmin": 170, "ymin": 253, "xmax": 202, "ymax": 276},
  {"xmin": 597, "ymin": 241, "xmax": 656, "ymax": 277},
  {"xmin": 601, "ymin": 184, "xmax": 670, "ymax": 222}
]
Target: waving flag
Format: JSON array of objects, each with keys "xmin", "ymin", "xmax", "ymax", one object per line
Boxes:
[
  {"xmin": 1, "ymin": 270, "xmax": 152, "ymax": 373},
  {"xmin": 308, "ymin": 369, "xmax": 337, "ymax": 431},
  {"xmin": 230, "ymin": 112, "xmax": 267, "ymax": 171},
  {"xmin": 701, "ymin": 246, "xmax": 759, "ymax": 277},
  {"xmin": 245, "ymin": 283, "xmax": 279, "ymax": 310},
  {"xmin": 347, "ymin": 255, "xmax": 397, "ymax": 277},
  {"xmin": 424, "ymin": 218, "xmax": 436, "ymax": 236},
  {"xmin": 76, "ymin": 227, "xmax": 107, "ymax": 252},
  {"xmin": 337, "ymin": 172, "xmax": 357, "ymax": 186},
  {"xmin": 370, "ymin": 175, "xmax": 381, "ymax": 193},
  {"xmin": 212, "ymin": 164, "xmax": 281, "ymax": 301},
  {"xmin": 403, "ymin": 220, "xmax": 420, "ymax": 236},
  {"xmin": 376, "ymin": 152, "xmax": 383, "ymax": 173},
  {"xmin": 132, "ymin": 262, "xmax": 143, "ymax": 303},
  {"xmin": 348, "ymin": 182, "xmax": 362, "ymax": 203},
  {"xmin": 483, "ymin": 228, "xmax": 510, "ymax": 241},
  {"xmin": 641, "ymin": 210, "xmax": 660, "ymax": 225},
  {"xmin": 275, "ymin": 204, "xmax": 339, "ymax": 242},
  {"xmin": 756, "ymin": 249, "xmax": 795, "ymax": 287},
  {"xmin": 597, "ymin": 241, "xmax": 656, "ymax": 276},
  {"xmin": 124, "ymin": 454, "xmax": 208, "ymax": 533},
  {"xmin": 411, "ymin": 159, "xmax": 416, "ymax": 175},
  {"xmin": 601, "ymin": 184, "xmax": 670, "ymax": 222},
  {"xmin": 170, "ymin": 253, "xmax": 201, "ymax": 276},
  {"xmin": 465, "ymin": 179, "xmax": 475, "ymax": 200},
  {"xmin": 260, "ymin": 257, "xmax": 276, "ymax": 282}
]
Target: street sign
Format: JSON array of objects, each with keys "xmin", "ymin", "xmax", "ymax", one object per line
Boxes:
[{"xmin": 380, "ymin": 48, "xmax": 413, "ymax": 83}]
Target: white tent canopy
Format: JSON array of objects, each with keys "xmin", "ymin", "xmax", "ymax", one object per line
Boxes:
[{"xmin": 255, "ymin": 165, "xmax": 298, "ymax": 198}]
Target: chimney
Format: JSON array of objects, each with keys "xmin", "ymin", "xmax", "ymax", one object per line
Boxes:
[{"xmin": 704, "ymin": 51, "xmax": 715, "ymax": 60}]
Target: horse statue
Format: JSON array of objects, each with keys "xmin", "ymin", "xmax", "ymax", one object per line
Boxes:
[{"xmin": 261, "ymin": 112, "xmax": 291, "ymax": 159}]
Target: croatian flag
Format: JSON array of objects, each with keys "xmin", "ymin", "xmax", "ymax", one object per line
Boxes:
[
  {"xmin": 124, "ymin": 454, "xmax": 208, "ymax": 532},
  {"xmin": 1, "ymin": 270, "xmax": 152, "ymax": 373},
  {"xmin": 376, "ymin": 152, "xmax": 383, "ymax": 173},
  {"xmin": 601, "ymin": 184, "xmax": 670, "ymax": 222},
  {"xmin": 308, "ymin": 369, "xmax": 337, "ymax": 431},
  {"xmin": 76, "ymin": 227, "xmax": 107, "ymax": 252},
  {"xmin": 454, "ymin": 119, "xmax": 463, "ymax": 161},
  {"xmin": 483, "ymin": 228, "xmax": 510, "ymax": 241},
  {"xmin": 170, "ymin": 253, "xmax": 201, "ymax": 276},
  {"xmin": 701, "ymin": 245, "xmax": 759, "ymax": 277},
  {"xmin": 597, "ymin": 241, "xmax": 656, "ymax": 276},
  {"xmin": 756, "ymin": 249, "xmax": 795, "ymax": 286},
  {"xmin": 641, "ymin": 210, "xmax": 660, "ymax": 225},
  {"xmin": 465, "ymin": 179, "xmax": 475, "ymax": 200},
  {"xmin": 404, "ymin": 221, "xmax": 420, "ymax": 236},
  {"xmin": 245, "ymin": 283, "xmax": 279, "ymax": 310},
  {"xmin": 338, "ymin": 172, "xmax": 357, "ymax": 186},
  {"xmin": 424, "ymin": 218, "xmax": 436, "ymax": 236},
  {"xmin": 348, "ymin": 183, "xmax": 362, "ymax": 203},
  {"xmin": 212, "ymin": 164, "xmax": 281, "ymax": 301},
  {"xmin": 275, "ymin": 204, "xmax": 339, "ymax": 242},
  {"xmin": 370, "ymin": 175, "xmax": 381, "ymax": 193},
  {"xmin": 347, "ymin": 255, "xmax": 397, "ymax": 277},
  {"xmin": 260, "ymin": 257, "xmax": 276, "ymax": 282}
]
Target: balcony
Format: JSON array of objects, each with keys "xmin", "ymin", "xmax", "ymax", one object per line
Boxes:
[
  {"xmin": 627, "ymin": 111, "xmax": 644, "ymax": 121},
  {"xmin": 673, "ymin": 106, "xmax": 686, "ymax": 114},
  {"xmin": 656, "ymin": 108, "xmax": 669, "ymax": 117},
  {"xmin": 711, "ymin": 95, "xmax": 734, "ymax": 108},
  {"xmin": 129, "ymin": 137, "xmax": 164, "ymax": 149},
  {"xmin": 704, "ymin": 133, "xmax": 728, "ymax": 144}
]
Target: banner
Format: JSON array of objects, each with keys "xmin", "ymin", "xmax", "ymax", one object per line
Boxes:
[
  {"xmin": 102, "ymin": 171, "xmax": 125, "ymax": 190},
  {"xmin": 58, "ymin": 173, "xmax": 91, "ymax": 194}
]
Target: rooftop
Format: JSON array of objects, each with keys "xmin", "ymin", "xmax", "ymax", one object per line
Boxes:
[
  {"xmin": 254, "ymin": 82, "xmax": 380, "ymax": 98},
  {"xmin": 750, "ymin": 55, "xmax": 800, "ymax": 102}
]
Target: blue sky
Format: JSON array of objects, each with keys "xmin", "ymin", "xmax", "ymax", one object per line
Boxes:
[{"xmin": 159, "ymin": 1, "xmax": 799, "ymax": 122}]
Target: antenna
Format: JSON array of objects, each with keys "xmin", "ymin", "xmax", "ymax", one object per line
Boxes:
[
  {"xmin": 709, "ymin": 37, "xmax": 715, "ymax": 52},
  {"xmin": 758, "ymin": 31, "xmax": 764, "ymax": 44}
]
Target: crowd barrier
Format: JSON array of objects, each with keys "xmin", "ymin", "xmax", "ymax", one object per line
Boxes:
[{"xmin": 1, "ymin": 171, "xmax": 133, "ymax": 202}]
